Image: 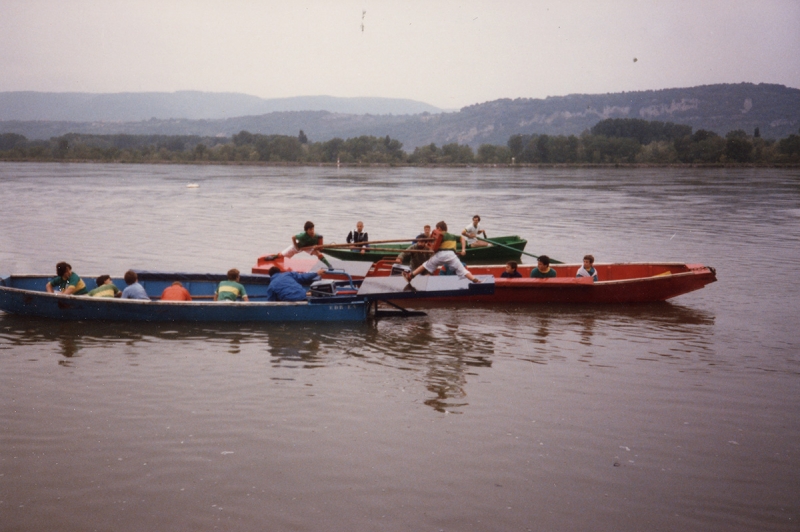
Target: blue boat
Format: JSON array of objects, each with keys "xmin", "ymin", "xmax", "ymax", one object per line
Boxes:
[{"xmin": 0, "ymin": 271, "xmax": 493, "ymax": 322}]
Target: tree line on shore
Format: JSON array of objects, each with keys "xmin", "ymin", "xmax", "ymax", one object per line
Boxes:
[{"xmin": 1, "ymin": 118, "xmax": 799, "ymax": 165}]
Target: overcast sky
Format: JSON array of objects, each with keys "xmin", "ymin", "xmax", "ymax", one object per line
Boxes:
[{"xmin": 2, "ymin": 0, "xmax": 798, "ymax": 109}]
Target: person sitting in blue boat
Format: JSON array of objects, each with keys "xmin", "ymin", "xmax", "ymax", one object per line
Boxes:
[
  {"xmin": 265, "ymin": 266, "xmax": 325, "ymax": 301},
  {"xmin": 462, "ymin": 215, "xmax": 489, "ymax": 248},
  {"xmin": 276, "ymin": 221, "xmax": 333, "ymax": 268},
  {"xmin": 214, "ymin": 269, "xmax": 249, "ymax": 302},
  {"xmin": 46, "ymin": 262, "xmax": 88, "ymax": 295},
  {"xmin": 530, "ymin": 256, "xmax": 557, "ymax": 278},
  {"xmin": 87, "ymin": 275, "xmax": 121, "ymax": 297},
  {"xmin": 501, "ymin": 261, "xmax": 522, "ymax": 278},
  {"xmin": 346, "ymin": 221, "xmax": 369, "ymax": 254},
  {"xmin": 161, "ymin": 281, "xmax": 192, "ymax": 301},
  {"xmin": 121, "ymin": 270, "xmax": 150, "ymax": 300},
  {"xmin": 576, "ymin": 254, "xmax": 599, "ymax": 282}
]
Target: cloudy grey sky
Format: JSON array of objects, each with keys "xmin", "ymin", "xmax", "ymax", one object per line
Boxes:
[{"xmin": 2, "ymin": 0, "xmax": 798, "ymax": 109}]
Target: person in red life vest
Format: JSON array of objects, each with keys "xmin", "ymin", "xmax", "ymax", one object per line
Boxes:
[{"xmin": 402, "ymin": 221, "xmax": 481, "ymax": 283}]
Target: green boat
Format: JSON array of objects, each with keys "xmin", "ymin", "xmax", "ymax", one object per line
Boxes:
[{"xmin": 321, "ymin": 235, "xmax": 528, "ymax": 264}]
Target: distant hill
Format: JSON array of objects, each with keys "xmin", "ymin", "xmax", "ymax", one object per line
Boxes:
[
  {"xmin": 442, "ymin": 83, "xmax": 800, "ymax": 146},
  {"xmin": 0, "ymin": 91, "xmax": 443, "ymax": 121},
  {"xmin": 1, "ymin": 84, "xmax": 798, "ymax": 149}
]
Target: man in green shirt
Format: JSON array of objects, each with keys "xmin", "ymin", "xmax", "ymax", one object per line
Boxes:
[
  {"xmin": 214, "ymin": 269, "xmax": 249, "ymax": 302},
  {"xmin": 45, "ymin": 262, "xmax": 88, "ymax": 295},
  {"xmin": 276, "ymin": 221, "xmax": 332, "ymax": 268},
  {"xmin": 530, "ymin": 255, "xmax": 557, "ymax": 278}
]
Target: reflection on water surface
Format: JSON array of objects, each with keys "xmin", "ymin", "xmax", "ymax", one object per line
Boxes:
[
  {"xmin": 0, "ymin": 301, "xmax": 716, "ymax": 412},
  {"xmin": 1, "ymin": 164, "xmax": 798, "ymax": 532}
]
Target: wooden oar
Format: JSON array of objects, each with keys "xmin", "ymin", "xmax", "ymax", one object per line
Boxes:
[
  {"xmin": 319, "ymin": 238, "xmax": 432, "ymax": 250},
  {"xmin": 476, "ymin": 237, "xmax": 563, "ymax": 264},
  {"xmin": 325, "ymin": 248, "xmax": 433, "ymax": 253}
]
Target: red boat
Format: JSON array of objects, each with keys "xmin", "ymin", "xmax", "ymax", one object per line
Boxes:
[
  {"xmin": 252, "ymin": 253, "xmax": 378, "ymax": 283},
  {"xmin": 363, "ymin": 260, "xmax": 717, "ymax": 304},
  {"xmin": 252, "ymin": 254, "xmax": 322, "ymax": 275},
  {"xmin": 253, "ymin": 255, "xmax": 717, "ymax": 304}
]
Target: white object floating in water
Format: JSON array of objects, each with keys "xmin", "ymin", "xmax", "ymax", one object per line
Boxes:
[{"xmin": 186, "ymin": 183, "xmax": 200, "ymax": 188}]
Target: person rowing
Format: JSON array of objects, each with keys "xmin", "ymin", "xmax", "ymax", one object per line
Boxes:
[
  {"xmin": 402, "ymin": 221, "xmax": 481, "ymax": 283},
  {"xmin": 462, "ymin": 214, "xmax": 489, "ymax": 247}
]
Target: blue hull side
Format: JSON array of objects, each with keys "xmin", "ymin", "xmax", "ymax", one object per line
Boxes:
[{"xmin": 0, "ymin": 286, "xmax": 367, "ymax": 322}]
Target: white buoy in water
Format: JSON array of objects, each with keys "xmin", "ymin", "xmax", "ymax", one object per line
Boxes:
[{"xmin": 186, "ymin": 183, "xmax": 200, "ymax": 188}]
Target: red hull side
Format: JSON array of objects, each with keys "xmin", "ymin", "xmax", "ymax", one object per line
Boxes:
[
  {"xmin": 468, "ymin": 269, "xmax": 715, "ymax": 304},
  {"xmin": 367, "ymin": 261, "xmax": 716, "ymax": 304}
]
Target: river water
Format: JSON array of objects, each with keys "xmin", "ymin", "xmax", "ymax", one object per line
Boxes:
[{"xmin": 0, "ymin": 162, "xmax": 798, "ymax": 531}]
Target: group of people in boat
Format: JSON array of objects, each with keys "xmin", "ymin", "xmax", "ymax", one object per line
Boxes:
[
  {"xmin": 46, "ymin": 262, "xmax": 217, "ymax": 301},
  {"xmin": 398, "ymin": 220, "xmax": 484, "ymax": 284},
  {"xmin": 45, "ymin": 216, "xmax": 599, "ymax": 303},
  {"xmin": 385, "ymin": 215, "xmax": 596, "ymax": 283},
  {"xmin": 44, "ymin": 262, "xmax": 323, "ymax": 303},
  {"xmin": 340, "ymin": 214, "xmax": 598, "ymax": 283},
  {"xmin": 45, "ymin": 263, "xmax": 176, "ymax": 300},
  {"xmin": 499, "ymin": 254, "xmax": 598, "ymax": 281}
]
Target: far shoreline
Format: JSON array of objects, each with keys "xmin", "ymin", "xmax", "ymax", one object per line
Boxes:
[{"xmin": 1, "ymin": 159, "xmax": 798, "ymax": 169}]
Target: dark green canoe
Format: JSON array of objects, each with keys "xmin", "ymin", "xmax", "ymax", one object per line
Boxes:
[{"xmin": 322, "ymin": 235, "xmax": 528, "ymax": 264}]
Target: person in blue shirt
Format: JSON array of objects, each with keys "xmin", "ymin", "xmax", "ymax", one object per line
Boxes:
[
  {"xmin": 265, "ymin": 267, "xmax": 325, "ymax": 301},
  {"xmin": 121, "ymin": 270, "xmax": 150, "ymax": 300},
  {"xmin": 576, "ymin": 254, "xmax": 599, "ymax": 282}
]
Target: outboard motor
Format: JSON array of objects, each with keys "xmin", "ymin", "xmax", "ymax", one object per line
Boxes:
[
  {"xmin": 309, "ymin": 279, "xmax": 337, "ymax": 297},
  {"xmin": 391, "ymin": 264, "xmax": 411, "ymax": 276}
]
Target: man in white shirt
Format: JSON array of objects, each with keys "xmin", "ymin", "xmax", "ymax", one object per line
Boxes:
[{"xmin": 462, "ymin": 215, "xmax": 489, "ymax": 247}]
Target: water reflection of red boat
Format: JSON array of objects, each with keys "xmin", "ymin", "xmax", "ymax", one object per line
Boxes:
[{"xmin": 364, "ymin": 260, "xmax": 717, "ymax": 304}]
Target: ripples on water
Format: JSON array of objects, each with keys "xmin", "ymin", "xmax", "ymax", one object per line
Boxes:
[
  {"xmin": 0, "ymin": 301, "xmax": 719, "ymax": 409},
  {"xmin": 1, "ymin": 163, "xmax": 799, "ymax": 531}
]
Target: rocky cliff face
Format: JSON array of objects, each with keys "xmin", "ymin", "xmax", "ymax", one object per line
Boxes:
[{"xmin": 436, "ymin": 83, "xmax": 799, "ymax": 147}]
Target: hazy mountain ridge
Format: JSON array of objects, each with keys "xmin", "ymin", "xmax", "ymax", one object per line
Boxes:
[
  {"xmin": 1, "ymin": 83, "xmax": 798, "ymax": 149},
  {"xmin": 441, "ymin": 83, "xmax": 799, "ymax": 146},
  {"xmin": 0, "ymin": 91, "xmax": 443, "ymax": 121}
]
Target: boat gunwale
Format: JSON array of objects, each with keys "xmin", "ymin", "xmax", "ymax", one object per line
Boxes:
[
  {"xmin": 491, "ymin": 268, "xmax": 713, "ymax": 287},
  {"xmin": 0, "ymin": 283, "xmax": 362, "ymax": 308}
]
